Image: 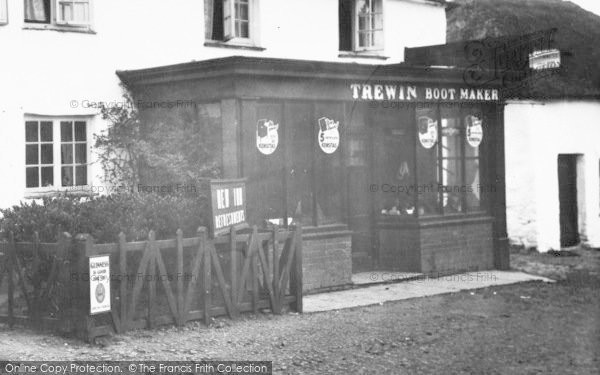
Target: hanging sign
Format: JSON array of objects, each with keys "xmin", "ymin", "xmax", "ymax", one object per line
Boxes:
[
  {"xmin": 418, "ymin": 116, "xmax": 438, "ymax": 149},
  {"xmin": 208, "ymin": 179, "xmax": 247, "ymax": 238},
  {"xmin": 256, "ymin": 119, "xmax": 279, "ymax": 155},
  {"xmin": 318, "ymin": 117, "xmax": 340, "ymax": 154},
  {"xmin": 465, "ymin": 115, "xmax": 483, "ymax": 147},
  {"xmin": 89, "ymin": 256, "xmax": 111, "ymax": 315}
]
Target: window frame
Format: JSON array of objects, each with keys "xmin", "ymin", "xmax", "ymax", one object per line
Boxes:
[
  {"xmin": 0, "ymin": 0, "xmax": 8, "ymax": 25},
  {"xmin": 23, "ymin": 0, "xmax": 94, "ymax": 32},
  {"xmin": 353, "ymin": 0, "xmax": 384, "ymax": 52},
  {"xmin": 414, "ymin": 104, "xmax": 487, "ymax": 218},
  {"xmin": 207, "ymin": 0, "xmax": 259, "ymax": 47},
  {"xmin": 24, "ymin": 116, "xmax": 91, "ymax": 195}
]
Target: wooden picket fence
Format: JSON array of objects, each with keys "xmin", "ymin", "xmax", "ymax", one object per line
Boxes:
[{"xmin": 0, "ymin": 225, "xmax": 302, "ymax": 341}]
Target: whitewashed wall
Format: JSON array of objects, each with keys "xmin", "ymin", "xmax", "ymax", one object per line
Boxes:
[
  {"xmin": 0, "ymin": 0, "xmax": 446, "ymax": 209},
  {"xmin": 505, "ymin": 101, "xmax": 600, "ymax": 251}
]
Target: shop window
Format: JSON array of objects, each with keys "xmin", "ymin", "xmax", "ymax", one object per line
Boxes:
[
  {"xmin": 339, "ymin": 0, "xmax": 384, "ymax": 52},
  {"xmin": 24, "ymin": 0, "xmax": 92, "ymax": 29},
  {"xmin": 0, "ymin": 0, "xmax": 8, "ymax": 25},
  {"xmin": 25, "ymin": 118, "xmax": 89, "ymax": 190},
  {"xmin": 205, "ymin": 0, "xmax": 257, "ymax": 44},
  {"xmin": 414, "ymin": 106, "xmax": 486, "ymax": 216}
]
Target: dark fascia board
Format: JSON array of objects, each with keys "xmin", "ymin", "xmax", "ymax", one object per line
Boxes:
[{"xmin": 116, "ymin": 55, "xmax": 504, "ymax": 88}]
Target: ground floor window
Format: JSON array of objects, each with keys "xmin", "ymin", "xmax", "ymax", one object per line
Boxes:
[{"xmin": 25, "ymin": 118, "xmax": 89, "ymax": 190}]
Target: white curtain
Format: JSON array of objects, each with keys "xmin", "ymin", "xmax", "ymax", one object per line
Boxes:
[
  {"xmin": 24, "ymin": 0, "xmax": 48, "ymax": 21},
  {"xmin": 204, "ymin": 0, "xmax": 214, "ymax": 39}
]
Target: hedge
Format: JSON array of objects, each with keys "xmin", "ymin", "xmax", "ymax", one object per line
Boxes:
[{"xmin": 0, "ymin": 192, "xmax": 209, "ymax": 244}]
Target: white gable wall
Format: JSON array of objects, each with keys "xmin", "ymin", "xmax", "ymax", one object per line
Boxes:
[{"xmin": 505, "ymin": 101, "xmax": 600, "ymax": 251}]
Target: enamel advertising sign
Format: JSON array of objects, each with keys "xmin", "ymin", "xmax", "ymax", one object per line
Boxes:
[
  {"xmin": 318, "ymin": 117, "xmax": 340, "ymax": 154},
  {"xmin": 465, "ymin": 115, "xmax": 484, "ymax": 148},
  {"xmin": 256, "ymin": 119, "xmax": 279, "ymax": 155},
  {"xmin": 418, "ymin": 116, "xmax": 438, "ymax": 149},
  {"xmin": 89, "ymin": 256, "xmax": 111, "ymax": 315}
]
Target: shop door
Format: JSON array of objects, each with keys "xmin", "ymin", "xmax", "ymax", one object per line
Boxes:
[{"xmin": 558, "ymin": 154, "xmax": 580, "ymax": 247}]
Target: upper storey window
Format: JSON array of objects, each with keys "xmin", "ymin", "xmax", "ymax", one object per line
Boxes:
[
  {"xmin": 205, "ymin": 0, "xmax": 258, "ymax": 45},
  {"xmin": 0, "ymin": 0, "xmax": 8, "ymax": 25},
  {"xmin": 339, "ymin": 0, "xmax": 384, "ymax": 52},
  {"xmin": 24, "ymin": 0, "xmax": 92, "ymax": 30}
]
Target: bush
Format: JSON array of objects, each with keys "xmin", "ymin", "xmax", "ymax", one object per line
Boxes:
[{"xmin": 0, "ymin": 192, "xmax": 209, "ymax": 244}]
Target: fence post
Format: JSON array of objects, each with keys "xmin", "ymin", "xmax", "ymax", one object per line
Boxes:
[
  {"xmin": 289, "ymin": 224, "xmax": 303, "ymax": 313},
  {"xmin": 199, "ymin": 227, "xmax": 211, "ymax": 326},
  {"xmin": 72, "ymin": 234, "xmax": 95, "ymax": 341},
  {"xmin": 7, "ymin": 232, "xmax": 15, "ymax": 328},
  {"xmin": 271, "ymin": 225, "xmax": 281, "ymax": 314},
  {"xmin": 229, "ymin": 226, "xmax": 239, "ymax": 318},
  {"xmin": 118, "ymin": 232, "xmax": 128, "ymax": 330},
  {"xmin": 176, "ymin": 229, "xmax": 184, "ymax": 326}
]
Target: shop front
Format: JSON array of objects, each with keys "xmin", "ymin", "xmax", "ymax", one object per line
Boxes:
[{"xmin": 118, "ymin": 56, "xmax": 509, "ymax": 293}]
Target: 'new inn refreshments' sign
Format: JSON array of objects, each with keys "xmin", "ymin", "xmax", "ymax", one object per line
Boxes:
[
  {"xmin": 350, "ymin": 84, "xmax": 500, "ymax": 102},
  {"xmin": 208, "ymin": 179, "xmax": 247, "ymax": 237}
]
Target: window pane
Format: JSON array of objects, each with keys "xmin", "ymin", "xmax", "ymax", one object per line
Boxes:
[
  {"xmin": 416, "ymin": 107, "xmax": 440, "ymax": 215},
  {"xmin": 61, "ymin": 121, "xmax": 73, "ymax": 142},
  {"xmin": 72, "ymin": 2, "xmax": 89, "ymax": 23},
  {"xmin": 61, "ymin": 166, "xmax": 74, "ymax": 186},
  {"xmin": 41, "ymin": 144, "xmax": 53, "ymax": 164},
  {"xmin": 26, "ymin": 121, "xmax": 38, "ymax": 142},
  {"xmin": 75, "ymin": 121, "xmax": 86, "ymax": 141},
  {"xmin": 441, "ymin": 117, "xmax": 462, "ymax": 159},
  {"xmin": 41, "ymin": 167, "xmax": 54, "ymax": 187},
  {"xmin": 315, "ymin": 104, "xmax": 345, "ymax": 225},
  {"xmin": 239, "ymin": 21, "xmax": 249, "ymax": 38},
  {"xmin": 24, "ymin": 0, "xmax": 50, "ymax": 22},
  {"xmin": 75, "ymin": 144, "xmax": 87, "ymax": 164},
  {"xmin": 75, "ymin": 165, "xmax": 87, "ymax": 186},
  {"xmin": 238, "ymin": 2, "xmax": 249, "ymax": 20},
  {"xmin": 61, "ymin": 144, "xmax": 73, "ymax": 164},
  {"xmin": 26, "ymin": 167, "xmax": 39, "ymax": 188},
  {"xmin": 441, "ymin": 158, "xmax": 463, "ymax": 214},
  {"xmin": 465, "ymin": 159, "xmax": 481, "ymax": 211},
  {"xmin": 26, "ymin": 145, "xmax": 39, "ymax": 165},
  {"xmin": 465, "ymin": 113, "xmax": 483, "ymax": 157},
  {"xmin": 40, "ymin": 121, "xmax": 53, "ymax": 142}
]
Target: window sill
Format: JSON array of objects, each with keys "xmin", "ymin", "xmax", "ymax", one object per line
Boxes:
[
  {"xmin": 23, "ymin": 24, "xmax": 96, "ymax": 34},
  {"xmin": 338, "ymin": 51, "xmax": 389, "ymax": 60},
  {"xmin": 24, "ymin": 188, "xmax": 98, "ymax": 199},
  {"xmin": 204, "ymin": 40, "xmax": 265, "ymax": 51}
]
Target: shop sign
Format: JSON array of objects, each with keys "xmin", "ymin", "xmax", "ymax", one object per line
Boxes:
[
  {"xmin": 90, "ymin": 256, "xmax": 111, "ymax": 315},
  {"xmin": 256, "ymin": 119, "xmax": 279, "ymax": 155},
  {"xmin": 350, "ymin": 84, "xmax": 500, "ymax": 102},
  {"xmin": 465, "ymin": 115, "xmax": 483, "ymax": 147},
  {"xmin": 418, "ymin": 116, "xmax": 438, "ymax": 149},
  {"xmin": 208, "ymin": 179, "xmax": 247, "ymax": 238},
  {"xmin": 529, "ymin": 49, "xmax": 561, "ymax": 70},
  {"xmin": 318, "ymin": 117, "xmax": 340, "ymax": 154}
]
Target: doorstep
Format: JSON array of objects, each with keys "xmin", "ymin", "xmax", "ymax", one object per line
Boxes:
[{"xmin": 304, "ymin": 270, "xmax": 555, "ymax": 313}]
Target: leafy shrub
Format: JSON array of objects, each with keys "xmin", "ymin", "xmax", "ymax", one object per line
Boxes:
[{"xmin": 0, "ymin": 192, "xmax": 209, "ymax": 243}]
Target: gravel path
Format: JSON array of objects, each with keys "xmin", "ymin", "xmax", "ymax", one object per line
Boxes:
[{"xmin": 1, "ymin": 249, "xmax": 599, "ymax": 374}]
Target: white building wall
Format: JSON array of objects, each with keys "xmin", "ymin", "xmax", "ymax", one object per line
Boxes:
[
  {"xmin": 505, "ymin": 101, "xmax": 600, "ymax": 251},
  {"xmin": 0, "ymin": 0, "xmax": 446, "ymax": 209}
]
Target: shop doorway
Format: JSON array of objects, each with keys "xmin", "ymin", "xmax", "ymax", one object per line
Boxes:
[{"xmin": 558, "ymin": 154, "xmax": 580, "ymax": 247}]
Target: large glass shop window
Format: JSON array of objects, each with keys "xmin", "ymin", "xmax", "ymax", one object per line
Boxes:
[
  {"xmin": 314, "ymin": 103, "xmax": 344, "ymax": 224},
  {"xmin": 245, "ymin": 102, "xmax": 287, "ymax": 226},
  {"xmin": 244, "ymin": 101, "xmax": 345, "ymax": 228},
  {"xmin": 415, "ymin": 105, "xmax": 486, "ymax": 216},
  {"xmin": 416, "ymin": 106, "xmax": 441, "ymax": 215}
]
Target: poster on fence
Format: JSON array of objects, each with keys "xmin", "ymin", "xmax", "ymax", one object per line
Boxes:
[{"xmin": 89, "ymin": 255, "xmax": 111, "ymax": 315}]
